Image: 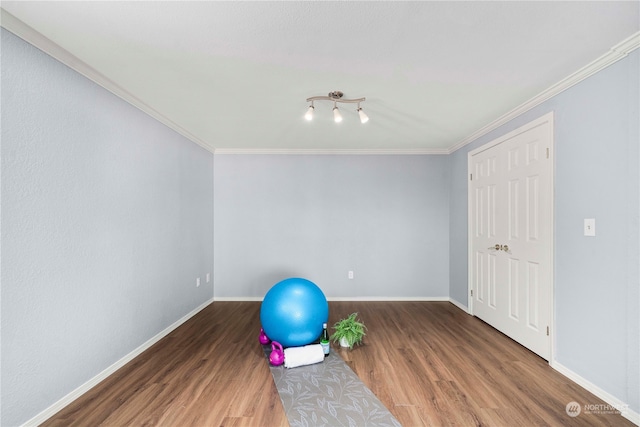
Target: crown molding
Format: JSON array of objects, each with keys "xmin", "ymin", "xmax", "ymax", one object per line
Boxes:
[
  {"xmin": 3, "ymin": 8, "xmax": 637, "ymax": 157},
  {"xmin": 213, "ymin": 148, "xmax": 448, "ymax": 155},
  {"xmin": 0, "ymin": 8, "xmax": 215, "ymax": 154},
  {"xmin": 449, "ymin": 31, "xmax": 640, "ymax": 154}
]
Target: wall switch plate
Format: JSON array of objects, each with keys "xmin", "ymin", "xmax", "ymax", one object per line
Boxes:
[
  {"xmin": 348, "ymin": 271, "xmax": 354, "ymax": 279},
  {"xmin": 584, "ymin": 218, "xmax": 596, "ymax": 236},
  {"xmin": 206, "ymin": 273, "xmax": 210, "ymax": 283},
  {"xmin": 196, "ymin": 277, "xmax": 201, "ymax": 287}
]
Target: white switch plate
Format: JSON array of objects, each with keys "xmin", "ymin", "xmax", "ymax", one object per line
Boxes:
[
  {"xmin": 196, "ymin": 277, "xmax": 201, "ymax": 287},
  {"xmin": 348, "ymin": 271, "xmax": 354, "ymax": 279},
  {"xmin": 584, "ymin": 218, "xmax": 596, "ymax": 236},
  {"xmin": 206, "ymin": 273, "xmax": 210, "ymax": 283}
]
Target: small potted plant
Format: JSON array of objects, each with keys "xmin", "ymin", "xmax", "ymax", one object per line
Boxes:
[{"xmin": 330, "ymin": 312, "xmax": 366, "ymax": 349}]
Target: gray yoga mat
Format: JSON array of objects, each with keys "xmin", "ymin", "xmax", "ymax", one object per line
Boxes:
[{"xmin": 263, "ymin": 345, "xmax": 402, "ymax": 427}]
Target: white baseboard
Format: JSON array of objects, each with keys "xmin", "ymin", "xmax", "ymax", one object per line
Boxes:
[
  {"xmin": 448, "ymin": 297, "xmax": 469, "ymax": 313},
  {"xmin": 214, "ymin": 296, "xmax": 450, "ymax": 302},
  {"xmin": 552, "ymin": 361, "xmax": 639, "ymax": 425},
  {"xmin": 328, "ymin": 296, "xmax": 449, "ymax": 302},
  {"xmin": 213, "ymin": 296, "xmax": 263, "ymax": 301},
  {"xmin": 24, "ymin": 297, "xmax": 637, "ymax": 426},
  {"xmin": 22, "ymin": 297, "xmax": 214, "ymax": 427}
]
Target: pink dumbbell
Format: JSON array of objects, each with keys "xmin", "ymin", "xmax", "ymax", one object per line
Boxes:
[
  {"xmin": 269, "ymin": 341, "xmax": 284, "ymax": 366},
  {"xmin": 259, "ymin": 328, "xmax": 271, "ymax": 345}
]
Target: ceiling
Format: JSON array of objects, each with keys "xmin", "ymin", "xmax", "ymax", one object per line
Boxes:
[{"xmin": 1, "ymin": 1, "xmax": 639, "ymax": 154}]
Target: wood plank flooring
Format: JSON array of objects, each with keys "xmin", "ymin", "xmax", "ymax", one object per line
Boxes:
[{"xmin": 42, "ymin": 301, "xmax": 634, "ymax": 426}]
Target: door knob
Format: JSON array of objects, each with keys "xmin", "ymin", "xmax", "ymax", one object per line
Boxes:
[{"xmin": 487, "ymin": 244, "xmax": 510, "ymax": 252}]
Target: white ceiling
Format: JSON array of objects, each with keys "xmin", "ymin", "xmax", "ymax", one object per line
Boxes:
[{"xmin": 2, "ymin": 1, "xmax": 639, "ymax": 153}]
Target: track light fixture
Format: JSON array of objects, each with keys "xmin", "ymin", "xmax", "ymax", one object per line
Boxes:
[
  {"xmin": 305, "ymin": 91, "xmax": 368, "ymax": 124},
  {"xmin": 333, "ymin": 102, "xmax": 343, "ymax": 123},
  {"xmin": 305, "ymin": 105, "xmax": 314, "ymax": 121},
  {"xmin": 357, "ymin": 106, "xmax": 369, "ymax": 123}
]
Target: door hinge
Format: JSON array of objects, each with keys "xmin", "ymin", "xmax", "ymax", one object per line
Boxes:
[
  {"xmin": 470, "ymin": 173, "xmax": 473, "ymax": 181},
  {"xmin": 470, "ymin": 289, "xmax": 473, "ymax": 297},
  {"xmin": 546, "ymin": 148, "xmax": 550, "ymax": 159},
  {"xmin": 546, "ymin": 326, "xmax": 549, "ymax": 336}
]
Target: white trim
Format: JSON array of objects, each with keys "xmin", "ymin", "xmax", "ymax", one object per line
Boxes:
[
  {"xmin": 2, "ymin": 9, "xmax": 637, "ymax": 157},
  {"xmin": 467, "ymin": 112, "xmax": 555, "ymax": 362},
  {"xmin": 327, "ymin": 296, "xmax": 449, "ymax": 302},
  {"xmin": 552, "ymin": 362, "xmax": 639, "ymax": 426},
  {"xmin": 450, "ymin": 32, "xmax": 640, "ymax": 154},
  {"xmin": 214, "ymin": 296, "xmax": 264, "ymax": 302},
  {"xmin": 21, "ymin": 297, "xmax": 214, "ymax": 427},
  {"xmin": 187, "ymin": 30, "xmax": 640, "ymax": 157},
  {"xmin": 466, "ymin": 112, "xmax": 554, "ymax": 157},
  {"xmin": 0, "ymin": 9, "xmax": 215, "ymax": 155},
  {"xmin": 448, "ymin": 297, "xmax": 469, "ymax": 314},
  {"xmin": 213, "ymin": 296, "xmax": 450, "ymax": 302},
  {"xmin": 213, "ymin": 148, "xmax": 448, "ymax": 155}
]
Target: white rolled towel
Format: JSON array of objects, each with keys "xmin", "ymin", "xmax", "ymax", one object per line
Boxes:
[{"xmin": 283, "ymin": 344, "xmax": 325, "ymax": 369}]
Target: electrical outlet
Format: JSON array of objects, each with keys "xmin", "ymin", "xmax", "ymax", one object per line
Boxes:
[
  {"xmin": 206, "ymin": 273, "xmax": 210, "ymax": 283},
  {"xmin": 348, "ymin": 271, "xmax": 354, "ymax": 279},
  {"xmin": 584, "ymin": 218, "xmax": 596, "ymax": 236},
  {"xmin": 196, "ymin": 277, "xmax": 201, "ymax": 287}
]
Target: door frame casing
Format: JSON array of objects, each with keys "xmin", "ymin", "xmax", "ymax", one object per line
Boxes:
[{"xmin": 466, "ymin": 111, "xmax": 555, "ymax": 364}]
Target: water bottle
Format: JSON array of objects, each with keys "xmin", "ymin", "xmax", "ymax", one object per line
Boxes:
[{"xmin": 320, "ymin": 322, "xmax": 330, "ymax": 357}]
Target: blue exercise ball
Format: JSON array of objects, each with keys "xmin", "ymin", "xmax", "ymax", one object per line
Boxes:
[{"xmin": 260, "ymin": 278, "xmax": 329, "ymax": 347}]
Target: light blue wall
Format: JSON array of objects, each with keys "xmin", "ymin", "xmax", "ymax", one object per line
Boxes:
[
  {"xmin": 448, "ymin": 50, "xmax": 639, "ymax": 413},
  {"xmin": 3, "ymin": 22, "xmax": 638, "ymax": 426},
  {"xmin": 1, "ymin": 29, "xmax": 214, "ymax": 426},
  {"xmin": 214, "ymin": 154, "xmax": 449, "ymax": 299}
]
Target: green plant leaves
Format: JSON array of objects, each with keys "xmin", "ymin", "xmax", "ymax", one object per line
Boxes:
[{"xmin": 330, "ymin": 312, "xmax": 366, "ymax": 349}]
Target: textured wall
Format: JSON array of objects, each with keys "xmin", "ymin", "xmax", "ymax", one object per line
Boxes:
[
  {"xmin": 1, "ymin": 29, "xmax": 214, "ymax": 426},
  {"xmin": 3, "ymin": 20, "xmax": 638, "ymax": 426},
  {"xmin": 448, "ymin": 50, "xmax": 639, "ymax": 413},
  {"xmin": 213, "ymin": 154, "xmax": 449, "ymax": 299}
]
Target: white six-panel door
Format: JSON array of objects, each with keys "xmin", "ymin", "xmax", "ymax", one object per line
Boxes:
[{"xmin": 468, "ymin": 113, "xmax": 553, "ymax": 360}]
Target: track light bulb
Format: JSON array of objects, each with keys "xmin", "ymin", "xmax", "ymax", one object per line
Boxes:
[
  {"xmin": 358, "ymin": 107, "xmax": 369, "ymax": 124},
  {"xmin": 305, "ymin": 91, "xmax": 367, "ymax": 124},
  {"xmin": 305, "ymin": 105, "xmax": 314, "ymax": 121},
  {"xmin": 333, "ymin": 106, "xmax": 342, "ymax": 123}
]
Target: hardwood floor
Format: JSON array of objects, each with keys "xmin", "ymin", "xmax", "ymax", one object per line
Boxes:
[{"xmin": 42, "ymin": 301, "xmax": 633, "ymax": 426}]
